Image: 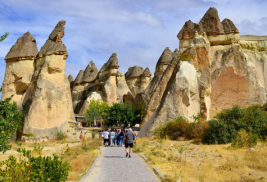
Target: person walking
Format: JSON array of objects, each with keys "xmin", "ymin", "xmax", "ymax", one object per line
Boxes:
[
  {"xmin": 110, "ymin": 129, "xmax": 115, "ymax": 146},
  {"xmin": 133, "ymin": 130, "xmax": 137, "ymax": 144},
  {"xmin": 108, "ymin": 129, "xmax": 111, "ymax": 146},
  {"xmin": 79, "ymin": 131, "xmax": 84, "ymax": 141},
  {"xmin": 102, "ymin": 129, "xmax": 109, "ymax": 147},
  {"xmin": 124, "ymin": 128, "xmax": 136, "ymax": 158},
  {"xmin": 115, "ymin": 129, "xmax": 119, "ymax": 146},
  {"xmin": 119, "ymin": 129, "xmax": 124, "ymax": 147}
]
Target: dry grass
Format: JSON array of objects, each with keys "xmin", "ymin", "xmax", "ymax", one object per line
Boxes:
[
  {"xmin": 63, "ymin": 137, "xmax": 102, "ymax": 181},
  {"xmin": 134, "ymin": 138, "xmax": 267, "ymax": 182},
  {"xmin": 1, "ymin": 138, "xmax": 102, "ymax": 181}
]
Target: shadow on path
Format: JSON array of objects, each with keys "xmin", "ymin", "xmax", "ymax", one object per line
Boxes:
[{"xmin": 103, "ymin": 156, "xmax": 125, "ymax": 158}]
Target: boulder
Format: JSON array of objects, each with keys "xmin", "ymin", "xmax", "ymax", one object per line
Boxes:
[
  {"xmin": 22, "ymin": 21, "xmax": 74, "ymax": 142},
  {"xmin": 2, "ymin": 32, "xmax": 38, "ymax": 108}
]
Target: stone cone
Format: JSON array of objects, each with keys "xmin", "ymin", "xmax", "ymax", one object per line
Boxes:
[
  {"xmin": 22, "ymin": 20, "xmax": 74, "ymax": 142},
  {"xmin": 2, "ymin": 32, "xmax": 38, "ymax": 108}
]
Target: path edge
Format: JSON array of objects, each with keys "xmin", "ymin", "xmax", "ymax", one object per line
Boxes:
[
  {"xmin": 79, "ymin": 146, "xmax": 102, "ymax": 182},
  {"xmin": 139, "ymin": 153, "xmax": 166, "ymax": 180}
]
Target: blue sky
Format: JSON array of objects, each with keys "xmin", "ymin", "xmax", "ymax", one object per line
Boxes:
[{"xmin": 1, "ymin": 0, "xmax": 267, "ymax": 94}]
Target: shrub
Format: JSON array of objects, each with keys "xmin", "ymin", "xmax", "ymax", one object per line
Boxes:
[
  {"xmin": 231, "ymin": 129, "xmax": 258, "ymax": 148},
  {"xmin": 202, "ymin": 105, "xmax": 267, "ymax": 144},
  {"xmin": 0, "ymin": 94, "xmax": 24, "ymax": 153},
  {"xmin": 202, "ymin": 119, "xmax": 230, "ymax": 144},
  {"xmin": 0, "ymin": 148, "xmax": 71, "ymax": 181},
  {"xmin": 53, "ymin": 127, "xmax": 67, "ymax": 140},
  {"xmin": 153, "ymin": 116, "xmax": 208, "ymax": 141},
  {"xmin": 33, "ymin": 142, "xmax": 44, "ymax": 155},
  {"xmin": 242, "ymin": 105, "xmax": 267, "ymax": 140}
]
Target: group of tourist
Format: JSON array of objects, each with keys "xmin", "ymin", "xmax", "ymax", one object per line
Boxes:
[{"xmin": 99, "ymin": 128, "xmax": 137, "ymax": 158}]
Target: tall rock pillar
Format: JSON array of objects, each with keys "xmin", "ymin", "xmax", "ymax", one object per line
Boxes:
[
  {"xmin": 2, "ymin": 32, "xmax": 38, "ymax": 108},
  {"xmin": 22, "ymin": 20, "xmax": 74, "ymax": 142}
]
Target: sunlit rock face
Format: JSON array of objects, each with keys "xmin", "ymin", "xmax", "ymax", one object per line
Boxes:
[
  {"xmin": 125, "ymin": 66, "xmax": 152, "ymax": 98},
  {"xmin": 140, "ymin": 48, "xmax": 179, "ymax": 128},
  {"xmin": 139, "ymin": 7, "xmax": 267, "ymax": 137},
  {"xmin": 2, "ymin": 32, "xmax": 38, "ymax": 109},
  {"xmin": 22, "ymin": 21, "xmax": 75, "ymax": 142},
  {"xmin": 178, "ymin": 7, "xmax": 239, "ymax": 51},
  {"xmin": 70, "ymin": 52, "xmax": 137, "ymax": 115},
  {"xmin": 71, "ymin": 61, "xmax": 98, "ymax": 113}
]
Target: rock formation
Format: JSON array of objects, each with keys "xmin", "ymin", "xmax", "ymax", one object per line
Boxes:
[
  {"xmin": 140, "ymin": 67, "xmax": 152, "ymax": 92},
  {"xmin": 140, "ymin": 48, "xmax": 179, "ymax": 127},
  {"xmin": 117, "ymin": 71, "xmax": 132, "ymax": 102},
  {"xmin": 21, "ymin": 20, "xmax": 75, "ymax": 142},
  {"xmin": 3, "ymin": 7, "xmax": 267, "ymax": 140},
  {"xmin": 68, "ymin": 74, "xmax": 74, "ymax": 88},
  {"xmin": 142, "ymin": 47, "xmax": 173, "ymax": 105},
  {"xmin": 68, "ymin": 74, "xmax": 74, "ymax": 83},
  {"xmin": 139, "ymin": 7, "xmax": 267, "ymax": 137},
  {"xmin": 178, "ymin": 7, "xmax": 239, "ymax": 50},
  {"xmin": 96, "ymin": 53, "xmax": 119, "ymax": 105},
  {"xmin": 2, "ymin": 32, "xmax": 38, "ymax": 108},
  {"xmin": 125, "ymin": 66, "xmax": 152, "ymax": 97},
  {"xmin": 76, "ymin": 53, "xmax": 136, "ymax": 114},
  {"xmin": 71, "ymin": 61, "xmax": 98, "ymax": 113}
]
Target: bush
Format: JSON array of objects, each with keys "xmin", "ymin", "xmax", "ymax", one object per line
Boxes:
[
  {"xmin": 0, "ymin": 148, "xmax": 71, "ymax": 181},
  {"xmin": 0, "ymin": 94, "xmax": 24, "ymax": 153},
  {"xmin": 53, "ymin": 127, "xmax": 67, "ymax": 140},
  {"xmin": 153, "ymin": 116, "xmax": 208, "ymax": 141},
  {"xmin": 231, "ymin": 129, "xmax": 258, "ymax": 148},
  {"xmin": 242, "ymin": 105, "xmax": 267, "ymax": 140},
  {"xmin": 202, "ymin": 119, "xmax": 230, "ymax": 144},
  {"xmin": 202, "ymin": 105, "xmax": 267, "ymax": 144}
]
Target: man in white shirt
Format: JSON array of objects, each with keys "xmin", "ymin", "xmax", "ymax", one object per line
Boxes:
[{"xmin": 102, "ymin": 129, "xmax": 110, "ymax": 147}]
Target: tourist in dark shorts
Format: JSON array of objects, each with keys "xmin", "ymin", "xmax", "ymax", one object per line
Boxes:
[
  {"xmin": 102, "ymin": 129, "xmax": 109, "ymax": 147},
  {"xmin": 124, "ymin": 128, "xmax": 136, "ymax": 158}
]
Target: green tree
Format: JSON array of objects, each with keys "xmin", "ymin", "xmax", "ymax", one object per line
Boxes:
[
  {"xmin": 0, "ymin": 32, "xmax": 8, "ymax": 42},
  {"xmin": 85, "ymin": 99, "xmax": 109, "ymax": 125},
  {"xmin": 106, "ymin": 102, "xmax": 144, "ymax": 127},
  {"xmin": 132, "ymin": 101, "xmax": 147, "ymax": 125},
  {"xmin": 0, "ymin": 87, "xmax": 24, "ymax": 153}
]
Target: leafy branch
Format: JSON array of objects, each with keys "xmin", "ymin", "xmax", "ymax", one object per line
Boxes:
[{"xmin": 0, "ymin": 32, "xmax": 9, "ymax": 42}]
